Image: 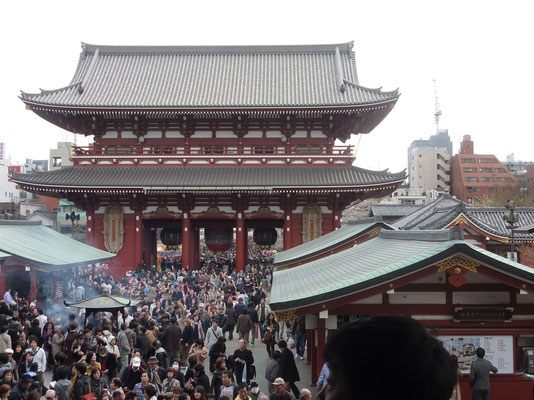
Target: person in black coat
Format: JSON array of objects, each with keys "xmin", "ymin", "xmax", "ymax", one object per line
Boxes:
[
  {"xmin": 232, "ymin": 339, "xmax": 254, "ymax": 385},
  {"xmin": 97, "ymin": 346, "xmax": 119, "ymax": 379},
  {"xmin": 208, "ymin": 336, "xmax": 226, "ymax": 373},
  {"xmin": 277, "ymin": 340, "xmax": 300, "ymax": 398}
]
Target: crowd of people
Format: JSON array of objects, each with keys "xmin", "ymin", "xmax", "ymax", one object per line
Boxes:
[{"xmin": 0, "ymin": 252, "xmax": 314, "ymax": 400}]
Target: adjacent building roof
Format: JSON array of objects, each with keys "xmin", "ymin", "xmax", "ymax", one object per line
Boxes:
[
  {"xmin": 371, "ymin": 204, "xmax": 424, "ymax": 218},
  {"xmin": 274, "ymin": 217, "xmax": 392, "ymax": 268},
  {"xmin": 11, "ymin": 166, "xmax": 406, "ymax": 193},
  {"xmin": 27, "ymin": 211, "xmax": 58, "ymax": 222},
  {"xmin": 21, "ymin": 42, "xmax": 398, "ymax": 110},
  {"xmin": 64, "ymin": 293, "xmax": 141, "ymax": 309},
  {"xmin": 270, "ymin": 228, "xmax": 534, "ymax": 311},
  {"xmin": 393, "ymin": 194, "xmax": 534, "ymax": 241},
  {"xmin": 0, "ymin": 220, "xmax": 114, "ymax": 269}
]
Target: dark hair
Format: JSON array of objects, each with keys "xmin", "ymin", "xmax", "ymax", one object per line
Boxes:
[
  {"xmin": 111, "ymin": 378, "xmax": 122, "ymax": 388},
  {"xmin": 237, "ymin": 383, "xmax": 247, "ymax": 391},
  {"xmin": 143, "ymin": 385, "xmax": 157, "ymax": 398},
  {"xmin": 90, "ymin": 368, "xmax": 102, "ymax": 379},
  {"xmin": 193, "ymin": 363, "xmax": 205, "ymax": 374},
  {"xmin": 27, "ymin": 391, "xmax": 40, "ymax": 400},
  {"xmin": 165, "ymin": 367, "xmax": 175, "ymax": 376},
  {"xmin": 221, "ymin": 370, "xmax": 233, "ymax": 381},
  {"xmin": 178, "ymin": 394, "xmax": 190, "ymax": 400},
  {"xmin": 86, "ymin": 351, "xmax": 95, "ymax": 364},
  {"xmin": 54, "ymin": 352, "xmax": 67, "ymax": 365},
  {"xmin": 277, "ymin": 340, "xmax": 287, "ymax": 349},
  {"xmin": 125, "ymin": 392, "xmax": 137, "ymax": 400},
  {"xmin": 323, "ymin": 315, "xmax": 456, "ymax": 400},
  {"xmin": 188, "ymin": 356, "xmax": 197, "ymax": 368},
  {"xmin": 0, "ymin": 384, "xmax": 11, "ymax": 398},
  {"xmin": 56, "ymin": 365, "xmax": 70, "ymax": 380},
  {"xmin": 193, "ymin": 385, "xmax": 206, "ymax": 398},
  {"xmin": 75, "ymin": 362, "xmax": 87, "ymax": 375},
  {"xmin": 272, "ymin": 350, "xmax": 281, "ymax": 360},
  {"xmin": 476, "ymin": 347, "xmax": 485, "ymax": 358}
]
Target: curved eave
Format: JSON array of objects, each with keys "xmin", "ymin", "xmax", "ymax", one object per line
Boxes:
[
  {"xmin": 7, "ymin": 252, "xmax": 114, "ymax": 270},
  {"xmin": 274, "ymin": 222, "xmax": 391, "ymax": 268},
  {"xmin": 12, "ymin": 179, "xmax": 406, "ymax": 195},
  {"xmin": 21, "ymin": 96, "xmax": 399, "ymax": 113},
  {"xmin": 269, "ymin": 243, "xmax": 534, "ymax": 312},
  {"xmin": 446, "ymin": 213, "xmax": 511, "ymax": 243}
]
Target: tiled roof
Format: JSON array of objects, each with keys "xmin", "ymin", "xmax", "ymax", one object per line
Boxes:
[
  {"xmin": 11, "ymin": 166, "xmax": 406, "ymax": 191},
  {"xmin": 274, "ymin": 217, "xmax": 392, "ymax": 267},
  {"xmin": 0, "ymin": 220, "xmax": 114, "ymax": 268},
  {"xmin": 393, "ymin": 194, "xmax": 534, "ymax": 241},
  {"xmin": 64, "ymin": 293, "xmax": 141, "ymax": 309},
  {"xmin": 270, "ymin": 228, "xmax": 534, "ymax": 311},
  {"xmin": 371, "ymin": 204, "xmax": 424, "ymax": 218},
  {"xmin": 20, "ymin": 42, "xmax": 399, "ymax": 109},
  {"xmin": 392, "ymin": 194, "xmax": 464, "ymax": 229}
]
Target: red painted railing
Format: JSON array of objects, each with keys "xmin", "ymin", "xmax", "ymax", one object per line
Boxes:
[{"xmin": 73, "ymin": 144, "xmax": 354, "ymax": 158}]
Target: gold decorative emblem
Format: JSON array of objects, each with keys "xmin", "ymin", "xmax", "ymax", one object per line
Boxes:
[
  {"xmin": 436, "ymin": 254, "xmax": 479, "ymax": 273},
  {"xmin": 367, "ymin": 227, "xmax": 381, "ymax": 238},
  {"xmin": 274, "ymin": 310, "xmax": 298, "ymax": 321}
]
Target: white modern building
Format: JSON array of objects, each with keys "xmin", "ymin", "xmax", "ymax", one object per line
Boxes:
[{"xmin": 50, "ymin": 142, "xmax": 74, "ymax": 171}]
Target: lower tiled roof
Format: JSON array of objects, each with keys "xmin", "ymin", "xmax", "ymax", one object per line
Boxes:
[
  {"xmin": 12, "ymin": 166, "xmax": 406, "ymax": 191},
  {"xmin": 270, "ymin": 229, "xmax": 534, "ymax": 311},
  {"xmin": 0, "ymin": 221, "xmax": 114, "ymax": 268},
  {"xmin": 64, "ymin": 294, "xmax": 141, "ymax": 309}
]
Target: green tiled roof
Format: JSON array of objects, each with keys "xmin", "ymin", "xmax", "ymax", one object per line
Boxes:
[
  {"xmin": 274, "ymin": 217, "xmax": 392, "ymax": 267},
  {"xmin": 0, "ymin": 251, "xmax": 10, "ymax": 260},
  {"xmin": 0, "ymin": 221, "xmax": 114, "ymax": 269},
  {"xmin": 270, "ymin": 229, "xmax": 534, "ymax": 311}
]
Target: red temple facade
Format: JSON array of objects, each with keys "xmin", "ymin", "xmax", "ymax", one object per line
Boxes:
[{"xmin": 13, "ymin": 42, "xmax": 405, "ymax": 276}]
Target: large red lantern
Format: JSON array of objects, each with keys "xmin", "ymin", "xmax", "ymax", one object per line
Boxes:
[
  {"xmin": 160, "ymin": 228, "xmax": 182, "ymax": 247},
  {"xmin": 205, "ymin": 227, "xmax": 233, "ymax": 252},
  {"xmin": 253, "ymin": 227, "xmax": 278, "ymax": 248}
]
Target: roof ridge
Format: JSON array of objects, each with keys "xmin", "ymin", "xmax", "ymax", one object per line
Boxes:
[{"xmin": 81, "ymin": 41, "xmax": 356, "ymax": 55}]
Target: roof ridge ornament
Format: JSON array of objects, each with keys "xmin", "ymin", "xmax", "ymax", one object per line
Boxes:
[{"xmin": 334, "ymin": 47, "xmax": 346, "ymax": 93}]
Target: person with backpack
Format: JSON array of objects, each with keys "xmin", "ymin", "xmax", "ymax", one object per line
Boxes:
[
  {"xmin": 72, "ymin": 363, "xmax": 91, "ymax": 400},
  {"xmin": 53, "ymin": 365, "xmax": 72, "ymax": 400}
]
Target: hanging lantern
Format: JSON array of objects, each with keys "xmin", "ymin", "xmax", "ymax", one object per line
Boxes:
[
  {"xmin": 253, "ymin": 227, "xmax": 278, "ymax": 249},
  {"xmin": 205, "ymin": 227, "xmax": 233, "ymax": 252},
  {"xmin": 160, "ymin": 228, "xmax": 182, "ymax": 249}
]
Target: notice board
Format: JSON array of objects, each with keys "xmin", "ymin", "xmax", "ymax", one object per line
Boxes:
[{"xmin": 438, "ymin": 335, "xmax": 513, "ymax": 374}]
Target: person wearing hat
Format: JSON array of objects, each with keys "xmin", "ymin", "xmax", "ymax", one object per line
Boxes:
[
  {"xmin": 146, "ymin": 357, "xmax": 164, "ymax": 392},
  {"xmin": 270, "ymin": 378, "xmax": 292, "ymax": 400},
  {"xmin": 98, "ymin": 344, "xmax": 119, "ymax": 379},
  {"xmin": 121, "ymin": 357, "xmax": 144, "ymax": 392},
  {"xmin": 7, "ymin": 374, "xmax": 32, "ymax": 400}
]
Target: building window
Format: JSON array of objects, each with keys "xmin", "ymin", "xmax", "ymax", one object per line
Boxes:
[
  {"xmin": 52, "ymin": 157, "xmax": 62, "ymax": 167},
  {"xmin": 495, "ymin": 168, "xmax": 506, "ymax": 173},
  {"xmin": 489, "ymin": 188, "xmax": 497, "ymax": 192},
  {"xmin": 480, "ymin": 168, "xmax": 492, "ymax": 173},
  {"xmin": 463, "ymin": 168, "xmax": 476, "ymax": 173},
  {"xmin": 498, "ymin": 177, "xmax": 505, "ymax": 182},
  {"xmin": 461, "ymin": 158, "xmax": 476, "ymax": 163},
  {"xmin": 467, "ymin": 187, "xmax": 480, "ymax": 193},
  {"xmin": 479, "ymin": 158, "xmax": 496, "ymax": 163},
  {"xmin": 481, "ymin": 177, "xmax": 494, "ymax": 182},
  {"xmin": 466, "ymin": 177, "xmax": 478, "ymax": 182},
  {"xmin": 503, "ymin": 188, "xmax": 511, "ymax": 192}
]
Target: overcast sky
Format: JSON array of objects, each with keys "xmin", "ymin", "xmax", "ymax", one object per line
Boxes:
[{"xmin": 2, "ymin": 0, "xmax": 533, "ymax": 173}]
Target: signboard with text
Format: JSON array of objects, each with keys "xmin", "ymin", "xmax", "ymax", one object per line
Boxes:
[{"xmin": 439, "ymin": 335, "xmax": 514, "ymax": 374}]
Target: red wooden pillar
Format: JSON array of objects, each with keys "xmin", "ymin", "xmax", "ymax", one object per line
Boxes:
[
  {"xmin": 30, "ymin": 269, "xmax": 37, "ymax": 299},
  {"xmin": 284, "ymin": 194, "xmax": 292, "ymax": 250},
  {"xmin": 192, "ymin": 226, "xmax": 200, "ymax": 269},
  {"xmin": 236, "ymin": 196, "xmax": 246, "ymax": 272},
  {"xmin": 306, "ymin": 328, "xmax": 313, "ymax": 362},
  {"xmin": 182, "ymin": 214, "xmax": 191, "ymax": 271},
  {"xmin": 134, "ymin": 209, "xmax": 143, "ymax": 267},
  {"xmin": 0, "ymin": 264, "xmax": 6, "ymax": 300}
]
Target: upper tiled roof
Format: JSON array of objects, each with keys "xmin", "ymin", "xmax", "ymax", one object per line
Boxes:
[
  {"xmin": 392, "ymin": 194, "xmax": 464, "ymax": 230},
  {"xmin": 371, "ymin": 204, "xmax": 424, "ymax": 218},
  {"xmin": 270, "ymin": 228, "xmax": 534, "ymax": 311},
  {"xmin": 11, "ymin": 166, "xmax": 406, "ymax": 191},
  {"xmin": 0, "ymin": 221, "xmax": 114, "ymax": 268},
  {"xmin": 274, "ymin": 217, "xmax": 391, "ymax": 267},
  {"xmin": 393, "ymin": 194, "xmax": 534, "ymax": 241},
  {"xmin": 20, "ymin": 42, "xmax": 399, "ymax": 109}
]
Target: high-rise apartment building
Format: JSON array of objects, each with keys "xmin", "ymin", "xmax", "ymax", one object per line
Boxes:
[
  {"xmin": 450, "ymin": 135, "xmax": 519, "ymax": 203},
  {"xmin": 408, "ymin": 129, "xmax": 452, "ymax": 191}
]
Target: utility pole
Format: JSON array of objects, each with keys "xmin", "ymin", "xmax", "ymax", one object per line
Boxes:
[{"xmin": 504, "ymin": 200, "xmax": 519, "ymax": 261}]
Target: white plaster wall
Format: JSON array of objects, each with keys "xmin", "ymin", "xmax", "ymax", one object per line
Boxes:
[
  {"xmin": 452, "ymin": 291, "xmax": 510, "ymax": 304},
  {"xmin": 351, "ymin": 294, "xmax": 383, "ymax": 304},
  {"xmin": 389, "ymin": 292, "xmax": 446, "ymax": 304}
]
